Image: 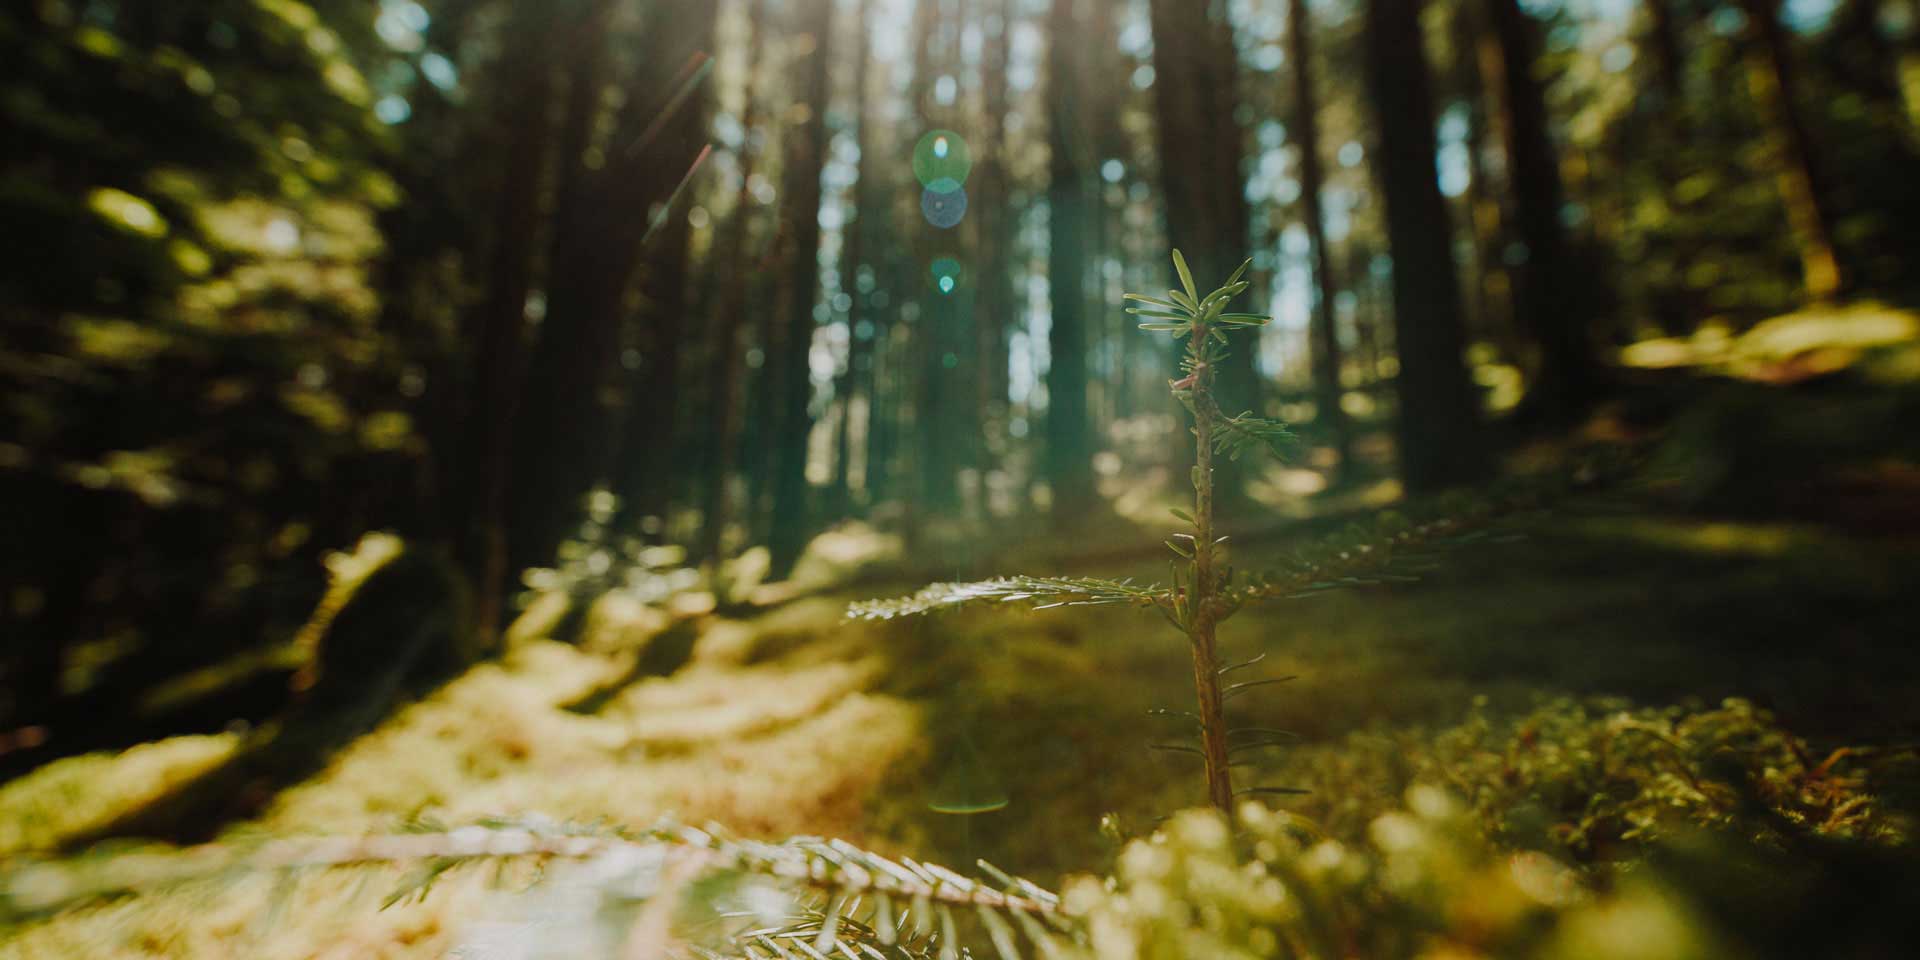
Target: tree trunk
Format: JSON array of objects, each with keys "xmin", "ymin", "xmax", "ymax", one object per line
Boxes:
[
  {"xmin": 1486, "ymin": 0, "xmax": 1597, "ymax": 423},
  {"xmin": 1287, "ymin": 0, "xmax": 1352, "ymax": 483},
  {"xmin": 767, "ymin": 0, "xmax": 836, "ymax": 578},
  {"xmin": 696, "ymin": 0, "xmax": 771, "ymax": 568},
  {"xmin": 461, "ymin": 1, "xmax": 559, "ymax": 644},
  {"xmin": 1363, "ymin": 0, "xmax": 1488, "ymax": 492},
  {"xmin": 1045, "ymin": 0, "xmax": 1096, "ymax": 518},
  {"xmin": 1148, "ymin": 0, "xmax": 1260, "ymax": 501},
  {"xmin": 1741, "ymin": 0, "xmax": 1845, "ymax": 300},
  {"xmin": 976, "ymin": 0, "xmax": 1016, "ymax": 469},
  {"xmin": 511, "ymin": 0, "xmax": 717, "ymax": 573},
  {"xmin": 829, "ymin": 0, "xmax": 876, "ymax": 521}
]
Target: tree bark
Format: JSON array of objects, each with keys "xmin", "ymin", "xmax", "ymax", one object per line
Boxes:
[
  {"xmin": 461, "ymin": 1, "xmax": 559, "ymax": 644},
  {"xmin": 1363, "ymin": 0, "xmax": 1488, "ymax": 492},
  {"xmin": 1740, "ymin": 0, "xmax": 1845, "ymax": 300},
  {"xmin": 1045, "ymin": 0, "xmax": 1096, "ymax": 518},
  {"xmin": 1486, "ymin": 0, "xmax": 1598, "ymax": 423},
  {"xmin": 976, "ymin": 0, "xmax": 1016, "ymax": 464},
  {"xmin": 510, "ymin": 0, "xmax": 717, "ymax": 573},
  {"xmin": 767, "ymin": 0, "xmax": 837, "ymax": 578},
  {"xmin": 1148, "ymin": 0, "xmax": 1260, "ymax": 500},
  {"xmin": 829, "ymin": 0, "xmax": 877, "ymax": 521},
  {"xmin": 1287, "ymin": 0, "xmax": 1353, "ymax": 483},
  {"xmin": 696, "ymin": 0, "xmax": 771, "ymax": 568}
]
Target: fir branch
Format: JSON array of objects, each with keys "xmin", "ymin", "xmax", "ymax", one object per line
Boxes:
[
  {"xmin": 1223, "ymin": 461, "xmax": 1627, "ymax": 609},
  {"xmin": 1207, "ymin": 408, "xmax": 1296, "ymax": 462},
  {"xmin": 1, "ymin": 820, "xmax": 1070, "ymax": 960},
  {"xmin": 846, "ymin": 576, "xmax": 1164, "ymax": 621}
]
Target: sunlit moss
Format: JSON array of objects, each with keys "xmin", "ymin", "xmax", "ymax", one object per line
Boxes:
[
  {"xmin": 64, "ymin": 317, "xmax": 172, "ymax": 366},
  {"xmin": 87, "ymin": 188, "xmax": 168, "ymax": 239},
  {"xmin": 0, "ymin": 736, "xmax": 241, "ymax": 856}
]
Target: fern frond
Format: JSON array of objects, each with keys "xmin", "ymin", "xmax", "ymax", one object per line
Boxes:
[{"xmin": 846, "ymin": 575, "xmax": 1165, "ymax": 621}]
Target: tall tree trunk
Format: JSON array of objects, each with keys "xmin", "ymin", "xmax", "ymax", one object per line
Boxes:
[
  {"xmin": 909, "ymin": 0, "xmax": 960, "ymax": 518},
  {"xmin": 1487, "ymin": 0, "xmax": 1598, "ymax": 423},
  {"xmin": 1045, "ymin": 0, "xmax": 1096, "ymax": 517},
  {"xmin": 1635, "ymin": 0, "xmax": 1703, "ymax": 335},
  {"xmin": 696, "ymin": 0, "xmax": 771, "ymax": 568},
  {"xmin": 829, "ymin": 0, "xmax": 876, "ymax": 521},
  {"xmin": 1451, "ymin": 1, "xmax": 1518, "ymax": 354},
  {"xmin": 1288, "ymin": 0, "xmax": 1353, "ymax": 483},
  {"xmin": 461, "ymin": 2, "xmax": 559, "ymax": 644},
  {"xmin": 1363, "ymin": 0, "xmax": 1488, "ymax": 492},
  {"xmin": 1741, "ymin": 0, "xmax": 1845, "ymax": 300},
  {"xmin": 767, "ymin": 0, "xmax": 836, "ymax": 578},
  {"xmin": 510, "ymin": 0, "xmax": 717, "ymax": 573},
  {"xmin": 1148, "ymin": 0, "xmax": 1260, "ymax": 501},
  {"xmin": 976, "ymin": 0, "xmax": 1016, "ymax": 465}
]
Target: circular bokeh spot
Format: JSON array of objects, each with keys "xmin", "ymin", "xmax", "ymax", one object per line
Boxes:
[
  {"xmin": 921, "ymin": 185, "xmax": 968, "ymax": 228},
  {"xmin": 913, "ymin": 130, "xmax": 973, "ymax": 191},
  {"xmin": 930, "ymin": 256, "xmax": 963, "ymax": 294}
]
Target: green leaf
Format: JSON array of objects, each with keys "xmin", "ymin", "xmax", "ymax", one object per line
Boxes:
[
  {"xmin": 1123, "ymin": 293, "xmax": 1181, "ymax": 310},
  {"xmin": 1171, "ymin": 249, "xmax": 1199, "ymax": 304},
  {"xmin": 1169, "ymin": 507, "xmax": 1194, "ymax": 523},
  {"xmin": 1217, "ymin": 312, "xmax": 1271, "ymax": 325},
  {"xmin": 1226, "ymin": 257, "xmax": 1252, "ymax": 288},
  {"xmin": 1202, "ymin": 281, "xmax": 1249, "ymax": 307},
  {"xmin": 1138, "ymin": 322, "xmax": 1188, "ymax": 332},
  {"xmin": 1168, "ymin": 289, "xmax": 1198, "ymax": 311},
  {"xmin": 1126, "ymin": 307, "xmax": 1188, "ymax": 320}
]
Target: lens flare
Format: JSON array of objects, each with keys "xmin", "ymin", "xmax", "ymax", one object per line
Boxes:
[
  {"xmin": 920, "ymin": 185, "xmax": 967, "ymax": 228},
  {"xmin": 913, "ymin": 129, "xmax": 972, "ymax": 192},
  {"xmin": 930, "ymin": 256, "xmax": 963, "ymax": 294}
]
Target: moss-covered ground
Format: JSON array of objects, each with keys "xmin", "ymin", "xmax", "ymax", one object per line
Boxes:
[{"xmin": 4, "ymin": 374, "xmax": 1919, "ymax": 957}]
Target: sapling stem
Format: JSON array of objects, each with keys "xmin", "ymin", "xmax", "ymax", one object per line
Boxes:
[{"xmin": 1184, "ymin": 329, "xmax": 1236, "ymax": 815}]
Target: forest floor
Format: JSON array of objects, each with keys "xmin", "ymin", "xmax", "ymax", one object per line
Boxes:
[{"xmin": 4, "ymin": 357, "xmax": 1920, "ymax": 957}]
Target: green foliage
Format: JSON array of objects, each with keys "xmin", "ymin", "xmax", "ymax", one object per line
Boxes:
[
  {"xmin": 0, "ymin": 0, "xmax": 420, "ymax": 733},
  {"xmin": 1070, "ymin": 793, "xmax": 1727, "ymax": 960},
  {"xmin": 1282, "ymin": 696, "xmax": 1914, "ymax": 862},
  {"xmin": 0, "ymin": 817, "xmax": 1072, "ymax": 960}
]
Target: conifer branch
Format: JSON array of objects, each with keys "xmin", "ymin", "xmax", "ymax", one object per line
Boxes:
[
  {"xmin": 0, "ymin": 819, "xmax": 1068, "ymax": 959},
  {"xmin": 846, "ymin": 575, "xmax": 1162, "ymax": 621}
]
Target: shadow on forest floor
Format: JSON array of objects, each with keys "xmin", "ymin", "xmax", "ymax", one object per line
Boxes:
[{"xmin": 4, "ymin": 371, "xmax": 1920, "ymax": 956}]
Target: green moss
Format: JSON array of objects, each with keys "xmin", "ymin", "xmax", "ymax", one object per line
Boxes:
[{"xmin": 0, "ymin": 736, "xmax": 240, "ymax": 856}]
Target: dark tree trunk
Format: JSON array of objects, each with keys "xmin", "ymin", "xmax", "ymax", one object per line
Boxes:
[
  {"xmin": 461, "ymin": 2, "xmax": 559, "ymax": 644},
  {"xmin": 696, "ymin": 0, "xmax": 771, "ymax": 568},
  {"xmin": 1148, "ymin": 0, "xmax": 1260, "ymax": 501},
  {"xmin": 510, "ymin": 0, "xmax": 717, "ymax": 573},
  {"xmin": 1487, "ymin": 0, "xmax": 1598, "ymax": 424},
  {"xmin": 976, "ymin": 0, "xmax": 1016, "ymax": 465},
  {"xmin": 829, "ymin": 0, "xmax": 876, "ymax": 521},
  {"xmin": 1740, "ymin": 0, "xmax": 1845, "ymax": 300},
  {"xmin": 767, "ymin": 0, "xmax": 836, "ymax": 578},
  {"xmin": 1363, "ymin": 0, "xmax": 1488, "ymax": 492},
  {"xmin": 1450, "ymin": 2, "xmax": 1518, "ymax": 355},
  {"xmin": 1045, "ymin": 0, "xmax": 1096, "ymax": 518},
  {"xmin": 1287, "ymin": 0, "xmax": 1352, "ymax": 483}
]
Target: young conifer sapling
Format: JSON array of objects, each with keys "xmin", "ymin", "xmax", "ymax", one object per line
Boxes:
[{"xmin": 852, "ymin": 251, "xmax": 1296, "ymax": 816}]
